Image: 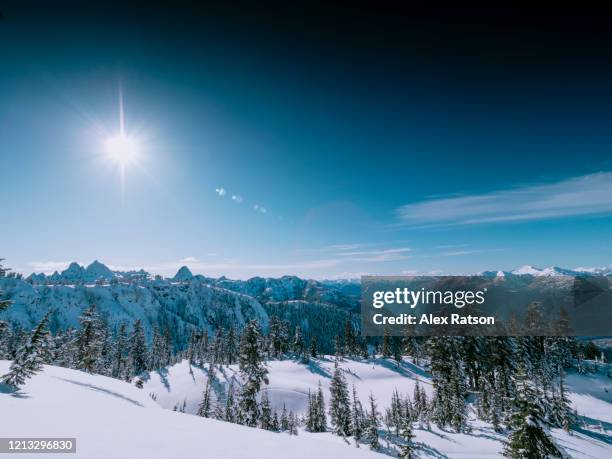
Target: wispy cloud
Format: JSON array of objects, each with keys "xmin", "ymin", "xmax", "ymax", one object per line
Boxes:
[
  {"xmin": 29, "ymin": 261, "xmax": 72, "ymax": 274},
  {"xmin": 396, "ymin": 172, "xmax": 612, "ymax": 226},
  {"xmin": 253, "ymin": 204, "xmax": 267, "ymax": 214},
  {"xmin": 180, "ymin": 256, "xmax": 199, "ymax": 263},
  {"xmin": 441, "ymin": 248, "xmax": 504, "ymax": 257},
  {"xmin": 338, "ymin": 247, "xmax": 412, "ymax": 262},
  {"xmin": 293, "ymin": 243, "xmax": 367, "ymax": 254}
]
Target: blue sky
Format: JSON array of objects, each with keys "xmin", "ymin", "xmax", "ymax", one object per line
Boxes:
[{"xmin": 1, "ymin": 3, "xmax": 612, "ymax": 279}]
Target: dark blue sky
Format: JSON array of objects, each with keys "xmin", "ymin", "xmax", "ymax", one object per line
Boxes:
[{"xmin": 1, "ymin": 3, "xmax": 611, "ymax": 278}]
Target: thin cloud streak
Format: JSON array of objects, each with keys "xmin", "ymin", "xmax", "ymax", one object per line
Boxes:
[{"xmin": 396, "ymin": 172, "xmax": 612, "ymax": 226}]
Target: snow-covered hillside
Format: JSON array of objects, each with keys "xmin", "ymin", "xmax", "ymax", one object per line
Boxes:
[
  {"xmin": 0, "ymin": 361, "xmax": 383, "ymax": 459},
  {"xmin": 141, "ymin": 357, "xmax": 612, "ymax": 458}
]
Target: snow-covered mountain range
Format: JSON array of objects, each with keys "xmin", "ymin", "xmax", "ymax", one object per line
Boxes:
[
  {"xmin": 1, "ymin": 260, "xmax": 611, "ymax": 349},
  {"xmin": 21, "ymin": 260, "xmax": 612, "ymax": 286}
]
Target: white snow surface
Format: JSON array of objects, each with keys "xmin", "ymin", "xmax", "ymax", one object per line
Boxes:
[
  {"xmin": 141, "ymin": 358, "xmax": 612, "ymax": 458},
  {"xmin": 2, "ymin": 358, "xmax": 611, "ymax": 458},
  {"xmin": 0, "ymin": 360, "xmax": 383, "ymax": 459}
]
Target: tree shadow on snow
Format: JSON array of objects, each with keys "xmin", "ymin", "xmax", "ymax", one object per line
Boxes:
[
  {"xmin": 304, "ymin": 359, "xmax": 332, "ymax": 379},
  {"xmin": 572, "ymin": 425, "xmax": 612, "ymax": 446},
  {"xmin": 54, "ymin": 377, "xmax": 144, "ymax": 407},
  {"xmin": 0, "ymin": 382, "xmax": 29, "ymax": 398}
]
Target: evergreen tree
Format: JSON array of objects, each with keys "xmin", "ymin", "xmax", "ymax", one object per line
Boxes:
[
  {"xmin": 150, "ymin": 327, "xmax": 170, "ymax": 370},
  {"xmin": 0, "ymin": 259, "xmax": 12, "ymax": 358},
  {"xmin": 198, "ymin": 365, "xmax": 215, "ymax": 418},
  {"xmin": 226, "ymin": 327, "xmax": 238, "ymax": 365},
  {"xmin": 293, "ymin": 326, "xmax": 305, "ymax": 360},
  {"xmin": 503, "ymin": 365, "xmax": 562, "ymax": 458},
  {"xmin": 238, "ymin": 320, "xmax": 268, "ymax": 427},
  {"xmin": 267, "ymin": 315, "xmax": 283, "ymax": 359},
  {"xmin": 130, "ymin": 320, "xmax": 149, "ymax": 375},
  {"xmin": 344, "ymin": 320, "xmax": 356, "ymax": 357},
  {"xmin": 259, "ymin": 390, "xmax": 273, "ymax": 430},
  {"xmin": 224, "ymin": 380, "xmax": 237, "ymax": 423},
  {"xmin": 398, "ymin": 416, "xmax": 416, "ymax": 459},
  {"xmin": 280, "ymin": 404, "xmax": 289, "ymax": 431},
  {"xmin": 329, "ymin": 366, "xmax": 351, "ymax": 437},
  {"xmin": 1, "ymin": 311, "xmax": 51, "ymax": 388},
  {"xmin": 288, "ymin": 411, "xmax": 299, "ymax": 435},
  {"xmin": 75, "ymin": 305, "xmax": 104, "ymax": 373},
  {"xmin": 351, "ymin": 385, "xmax": 365, "ymax": 441},
  {"xmin": 386, "ymin": 389, "xmax": 403, "ymax": 435},
  {"xmin": 310, "ymin": 336, "xmax": 318, "ymax": 359},
  {"xmin": 381, "ymin": 327, "xmax": 392, "ymax": 358},
  {"xmin": 366, "ymin": 393, "xmax": 380, "ymax": 450},
  {"xmin": 112, "ymin": 322, "xmax": 131, "ymax": 380}
]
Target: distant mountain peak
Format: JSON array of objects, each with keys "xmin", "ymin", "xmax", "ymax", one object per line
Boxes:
[{"xmin": 173, "ymin": 266, "xmax": 194, "ymax": 281}]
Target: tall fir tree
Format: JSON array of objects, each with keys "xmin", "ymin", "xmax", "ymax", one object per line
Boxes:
[
  {"xmin": 1, "ymin": 311, "xmax": 51, "ymax": 388},
  {"xmin": 130, "ymin": 319, "xmax": 149, "ymax": 375},
  {"xmin": 75, "ymin": 305, "xmax": 104, "ymax": 373},
  {"xmin": 503, "ymin": 364, "xmax": 562, "ymax": 458},
  {"xmin": 366, "ymin": 393, "xmax": 380, "ymax": 450},
  {"xmin": 259, "ymin": 390, "xmax": 273, "ymax": 430},
  {"xmin": 238, "ymin": 320, "xmax": 268, "ymax": 427},
  {"xmin": 329, "ymin": 366, "xmax": 351, "ymax": 437},
  {"xmin": 198, "ymin": 365, "xmax": 215, "ymax": 418},
  {"xmin": 351, "ymin": 385, "xmax": 365, "ymax": 441},
  {"xmin": 224, "ymin": 380, "xmax": 237, "ymax": 423},
  {"xmin": 398, "ymin": 416, "xmax": 416, "ymax": 459}
]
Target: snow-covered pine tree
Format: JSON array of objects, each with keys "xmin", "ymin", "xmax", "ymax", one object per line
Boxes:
[
  {"xmin": 1, "ymin": 311, "xmax": 51, "ymax": 388},
  {"xmin": 267, "ymin": 316, "xmax": 282, "ymax": 359},
  {"xmin": 280, "ymin": 403, "xmax": 289, "ymax": 431},
  {"xmin": 386, "ymin": 389, "xmax": 403, "ymax": 435},
  {"xmin": 310, "ymin": 336, "xmax": 318, "ymax": 359},
  {"xmin": 259, "ymin": 390, "xmax": 273, "ymax": 430},
  {"xmin": 315, "ymin": 381, "xmax": 328, "ymax": 432},
  {"xmin": 0, "ymin": 260, "xmax": 12, "ymax": 359},
  {"xmin": 449, "ymin": 362, "xmax": 469, "ymax": 432},
  {"xmin": 150, "ymin": 327, "xmax": 169, "ymax": 370},
  {"xmin": 226, "ymin": 327, "xmax": 238, "ymax": 365},
  {"xmin": 413, "ymin": 380, "xmax": 427, "ymax": 424},
  {"xmin": 329, "ymin": 366, "xmax": 351, "ymax": 437},
  {"xmin": 344, "ymin": 320, "xmax": 356, "ymax": 357},
  {"xmin": 197, "ymin": 365, "xmax": 215, "ymax": 418},
  {"xmin": 503, "ymin": 364, "xmax": 562, "ymax": 458},
  {"xmin": 75, "ymin": 305, "xmax": 104, "ymax": 373},
  {"xmin": 212, "ymin": 327, "xmax": 225, "ymax": 364},
  {"xmin": 96, "ymin": 322, "xmax": 114, "ymax": 376},
  {"xmin": 306, "ymin": 389, "xmax": 316, "ymax": 431},
  {"xmin": 238, "ymin": 320, "xmax": 268, "ymax": 427},
  {"xmin": 398, "ymin": 416, "xmax": 416, "ymax": 459},
  {"xmin": 130, "ymin": 319, "xmax": 148, "ymax": 375},
  {"xmin": 272, "ymin": 411, "xmax": 280, "ymax": 432},
  {"xmin": 224, "ymin": 380, "xmax": 237, "ymax": 423},
  {"xmin": 549, "ymin": 369, "xmax": 576, "ymax": 432},
  {"xmin": 293, "ymin": 325, "xmax": 305, "ymax": 360},
  {"xmin": 366, "ymin": 393, "xmax": 380, "ymax": 450},
  {"xmin": 113, "ymin": 322, "xmax": 131, "ymax": 380},
  {"xmin": 351, "ymin": 385, "xmax": 365, "ymax": 441},
  {"xmin": 288, "ymin": 411, "xmax": 299, "ymax": 435},
  {"xmin": 381, "ymin": 326, "xmax": 392, "ymax": 358}
]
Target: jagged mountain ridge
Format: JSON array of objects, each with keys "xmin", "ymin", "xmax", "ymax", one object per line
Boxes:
[{"xmin": 2, "ymin": 260, "xmax": 611, "ymax": 349}]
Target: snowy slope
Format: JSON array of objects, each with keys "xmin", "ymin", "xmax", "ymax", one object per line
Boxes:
[
  {"xmin": 142, "ymin": 357, "xmax": 612, "ymax": 459},
  {"xmin": 143, "ymin": 358, "xmax": 434, "ymax": 415},
  {"xmin": 0, "ymin": 361, "xmax": 384, "ymax": 459}
]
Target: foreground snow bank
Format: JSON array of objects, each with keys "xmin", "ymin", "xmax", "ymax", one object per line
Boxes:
[{"xmin": 0, "ymin": 361, "xmax": 383, "ymax": 459}]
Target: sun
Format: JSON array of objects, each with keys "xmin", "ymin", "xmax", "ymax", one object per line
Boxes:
[{"xmin": 105, "ymin": 134, "xmax": 139, "ymax": 166}]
